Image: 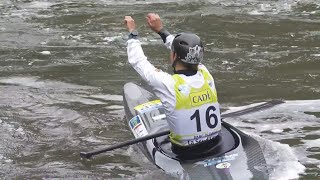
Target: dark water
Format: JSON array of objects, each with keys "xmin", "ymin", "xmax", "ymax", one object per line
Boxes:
[{"xmin": 0, "ymin": 0, "xmax": 319, "ymax": 179}]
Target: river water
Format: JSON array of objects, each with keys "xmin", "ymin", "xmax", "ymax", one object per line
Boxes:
[{"xmin": 0, "ymin": 0, "xmax": 319, "ymax": 179}]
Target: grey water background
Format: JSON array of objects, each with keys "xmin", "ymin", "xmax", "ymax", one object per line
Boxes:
[{"xmin": 0, "ymin": 0, "xmax": 319, "ymax": 179}]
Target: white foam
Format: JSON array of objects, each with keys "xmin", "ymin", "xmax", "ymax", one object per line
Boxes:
[
  {"xmin": 83, "ymin": 136, "xmax": 103, "ymax": 143},
  {"xmin": 308, "ymin": 74, "xmax": 318, "ymax": 79},
  {"xmin": 105, "ymin": 105, "xmax": 124, "ymax": 110},
  {"xmin": 0, "ymin": 76, "xmax": 95, "ymax": 90},
  {"xmin": 271, "ymin": 129, "xmax": 283, "ymax": 133},
  {"xmin": 225, "ymin": 100, "xmax": 320, "ymax": 135},
  {"xmin": 257, "ymin": 121, "xmax": 313, "ymax": 133},
  {"xmin": 103, "ymin": 36, "xmax": 122, "ymax": 42},
  {"xmin": 25, "ymin": 1, "xmax": 53, "ymax": 9},
  {"xmin": 89, "ymin": 94, "xmax": 123, "ymax": 101},
  {"xmin": 39, "ymin": 51, "xmax": 51, "ymax": 55},
  {"xmin": 0, "ymin": 153, "xmax": 13, "ymax": 164},
  {"xmin": 70, "ymin": 35, "xmax": 82, "ymax": 40},
  {"xmin": 15, "ymin": 127, "xmax": 25, "ymax": 134},
  {"xmin": 72, "ymin": 97, "xmax": 105, "ymax": 105},
  {"xmin": 248, "ymin": 10, "xmax": 264, "ymax": 15},
  {"xmin": 255, "ymin": 136, "xmax": 306, "ymax": 180},
  {"xmin": 303, "ymin": 139, "xmax": 320, "ymax": 148},
  {"xmin": 4, "ymin": 159, "xmax": 13, "ymax": 163},
  {"xmin": 98, "ymin": 0, "xmax": 186, "ymax": 5},
  {"xmin": 224, "ymin": 99, "xmax": 320, "ymax": 179},
  {"xmin": 226, "ymin": 99, "xmax": 320, "ymax": 116}
]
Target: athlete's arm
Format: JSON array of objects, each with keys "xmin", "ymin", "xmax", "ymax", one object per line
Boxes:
[
  {"xmin": 126, "ymin": 38, "xmax": 175, "ymax": 111},
  {"xmin": 125, "ymin": 15, "xmax": 175, "ymax": 112},
  {"xmin": 146, "ymin": 13, "xmax": 175, "ymax": 51},
  {"xmin": 124, "ymin": 15, "xmax": 172, "ymax": 86},
  {"xmin": 126, "ymin": 39, "xmax": 169, "ymax": 84},
  {"xmin": 159, "ymin": 30, "xmax": 175, "ymax": 51}
]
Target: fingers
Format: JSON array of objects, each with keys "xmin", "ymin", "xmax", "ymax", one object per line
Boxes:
[
  {"xmin": 146, "ymin": 13, "xmax": 160, "ymax": 27},
  {"xmin": 145, "ymin": 13, "xmax": 163, "ymax": 33},
  {"xmin": 146, "ymin": 15, "xmax": 151, "ymax": 23},
  {"xmin": 146, "ymin": 13, "xmax": 160, "ymax": 21},
  {"xmin": 146, "ymin": 13, "xmax": 154, "ymax": 20},
  {"xmin": 124, "ymin": 16, "xmax": 133, "ymax": 23},
  {"xmin": 124, "ymin": 14, "xmax": 162, "ymax": 32},
  {"xmin": 124, "ymin": 16, "xmax": 136, "ymax": 32}
]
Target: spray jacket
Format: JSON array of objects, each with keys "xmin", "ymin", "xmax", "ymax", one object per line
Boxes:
[{"xmin": 126, "ymin": 34, "xmax": 221, "ymax": 146}]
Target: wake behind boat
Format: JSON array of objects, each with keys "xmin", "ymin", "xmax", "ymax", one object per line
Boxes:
[{"xmin": 123, "ymin": 82, "xmax": 284, "ymax": 180}]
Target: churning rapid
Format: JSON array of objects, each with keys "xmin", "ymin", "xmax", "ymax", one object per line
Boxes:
[{"xmin": 0, "ymin": 0, "xmax": 319, "ymax": 179}]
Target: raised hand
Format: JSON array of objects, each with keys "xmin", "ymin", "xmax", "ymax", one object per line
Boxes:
[
  {"xmin": 146, "ymin": 13, "xmax": 163, "ymax": 33},
  {"xmin": 124, "ymin": 16, "xmax": 136, "ymax": 32}
]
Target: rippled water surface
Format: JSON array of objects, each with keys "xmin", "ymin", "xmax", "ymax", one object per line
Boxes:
[{"xmin": 0, "ymin": 0, "xmax": 319, "ymax": 179}]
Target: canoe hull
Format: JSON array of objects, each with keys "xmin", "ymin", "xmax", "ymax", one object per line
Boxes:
[{"xmin": 123, "ymin": 82, "xmax": 269, "ymax": 179}]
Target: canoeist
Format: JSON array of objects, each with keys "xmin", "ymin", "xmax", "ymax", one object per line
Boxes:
[{"xmin": 124, "ymin": 13, "xmax": 221, "ymax": 157}]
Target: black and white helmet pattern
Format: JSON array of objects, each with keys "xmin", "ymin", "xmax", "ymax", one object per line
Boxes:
[
  {"xmin": 185, "ymin": 45, "xmax": 203, "ymax": 64},
  {"xmin": 172, "ymin": 33, "xmax": 204, "ymax": 65}
]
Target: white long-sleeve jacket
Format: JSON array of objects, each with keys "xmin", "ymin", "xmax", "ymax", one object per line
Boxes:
[{"xmin": 127, "ymin": 34, "xmax": 221, "ymax": 146}]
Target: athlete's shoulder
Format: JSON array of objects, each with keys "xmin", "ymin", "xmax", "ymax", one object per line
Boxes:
[
  {"xmin": 149, "ymin": 68, "xmax": 174, "ymax": 85},
  {"xmin": 153, "ymin": 68, "xmax": 171, "ymax": 76},
  {"xmin": 198, "ymin": 63, "xmax": 208, "ymax": 71}
]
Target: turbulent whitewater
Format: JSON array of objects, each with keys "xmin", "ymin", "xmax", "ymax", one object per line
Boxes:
[{"xmin": 0, "ymin": 0, "xmax": 319, "ymax": 179}]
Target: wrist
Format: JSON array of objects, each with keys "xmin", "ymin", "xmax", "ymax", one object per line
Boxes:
[
  {"xmin": 128, "ymin": 28, "xmax": 136, "ymax": 33},
  {"xmin": 158, "ymin": 28, "xmax": 170, "ymax": 43},
  {"xmin": 154, "ymin": 26, "xmax": 163, "ymax": 33},
  {"xmin": 128, "ymin": 30, "xmax": 138, "ymax": 40}
]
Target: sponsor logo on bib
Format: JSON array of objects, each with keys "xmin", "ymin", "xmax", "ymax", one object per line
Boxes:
[{"xmin": 189, "ymin": 89, "xmax": 213, "ymax": 107}]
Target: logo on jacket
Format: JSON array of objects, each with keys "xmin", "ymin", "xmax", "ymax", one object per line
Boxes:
[
  {"xmin": 207, "ymin": 80, "xmax": 213, "ymax": 88},
  {"xmin": 189, "ymin": 89, "xmax": 213, "ymax": 107},
  {"xmin": 185, "ymin": 45, "xmax": 203, "ymax": 63},
  {"xmin": 178, "ymin": 84, "xmax": 190, "ymax": 95}
]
